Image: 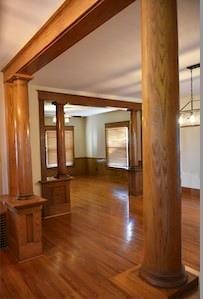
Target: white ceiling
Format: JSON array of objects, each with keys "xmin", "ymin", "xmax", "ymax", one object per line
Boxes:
[
  {"xmin": 1, "ymin": 0, "xmax": 200, "ymax": 101},
  {"xmin": 0, "ymin": 0, "xmax": 64, "ymax": 69},
  {"xmin": 44, "ymin": 103, "xmax": 122, "ymax": 117}
]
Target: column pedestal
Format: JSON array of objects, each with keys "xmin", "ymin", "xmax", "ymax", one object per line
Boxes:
[
  {"xmin": 40, "ymin": 177, "xmax": 72, "ymax": 218},
  {"xmin": 3, "ymin": 195, "xmax": 46, "ymax": 261},
  {"xmin": 128, "ymin": 165, "xmax": 143, "ymax": 196},
  {"xmin": 4, "ymin": 73, "xmax": 46, "ymax": 261}
]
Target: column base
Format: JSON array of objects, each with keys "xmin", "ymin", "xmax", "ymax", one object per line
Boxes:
[
  {"xmin": 139, "ymin": 265, "xmax": 188, "ymax": 288},
  {"xmin": 111, "ymin": 265, "xmax": 199, "ymax": 299},
  {"xmin": 3, "ymin": 195, "xmax": 46, "ymax": 262},
  {"xmin": 128, "ymin": 166, "xmax": 143, "ymax": 196}
]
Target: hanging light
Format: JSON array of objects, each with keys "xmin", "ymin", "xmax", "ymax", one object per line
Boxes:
[
  {"xmin": 179, "ymin": 63, "xmax": 200, "ymax": 127},
  {"xmin": 52, "ymin": 114, "xmax": 71, "ymax": 124}
]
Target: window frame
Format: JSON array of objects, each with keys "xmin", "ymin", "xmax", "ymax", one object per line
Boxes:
[{"xmin": 105, "ymin": 121, "xmax": 130, "ymax": 170}]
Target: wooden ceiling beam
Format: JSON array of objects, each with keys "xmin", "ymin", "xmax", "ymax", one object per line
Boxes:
[
  {"xmin": 2, "ymin": 0, "xmax": 136, "ymax": 82},
  {"xmin": 38, "ymin": 90, "xmax": 142, "ymax": 110}
]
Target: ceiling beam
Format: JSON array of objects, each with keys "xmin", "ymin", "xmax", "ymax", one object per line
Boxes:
[
  {"xmin": 38, "ymin": 90, "xmax": 142, "ymax": 110},
  {"xmin": 2, "ymin": 0, "xmax": 136, "ymax": 82}
]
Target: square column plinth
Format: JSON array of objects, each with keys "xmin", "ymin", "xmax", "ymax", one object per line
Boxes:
[
  {"xmin": 40, "ymin": 177, "xmax": 72, "ymax": 218},
  {"xmin": 3, "ymin": 195, "xmax": 46, "ymax": 262}
]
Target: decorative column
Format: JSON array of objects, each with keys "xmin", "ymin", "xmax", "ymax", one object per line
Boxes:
[
  {"xmin": 13, "ymin": 76, "xmax": 34, "ymax": 198},
  {"xmin": 40, "ymin": 101, "xmax": 71, "ymax": 218},
  {"xmin": 112, "ymin": 0, "xmax": 198, "ymax": 297},
  {"xmin": 55, "ymin": 103, "xmax": 68, "ymax": 178},
  {"xmin": 139, "ymin": 0, "xmax": 187, "ymax": 288},
  {"xmin": 140, "ymin": 0, "xmax": 195, "ymax": 288},
  {"xmin": 3, "ymin": 74, "xmax": 46, "ymax": 261},
  {"xmin": 128, "ymin": 110, "xmax": 143, "ymax": 196},
  {"xmin": 129, "ymin": 110, "xmax": 139, "ymax": 167}
]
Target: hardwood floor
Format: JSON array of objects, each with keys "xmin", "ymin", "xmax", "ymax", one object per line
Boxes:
[{"xmin": 0, "ymin": 176, "xmax": 200, "ymax": 298}]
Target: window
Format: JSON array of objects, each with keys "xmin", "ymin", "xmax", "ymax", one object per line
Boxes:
[
  {"xmin": 105, "ymin": 122, "xmax": 129, "ymax": 169},
  {"xmin": 45, "ymin": 127, "xmax": 74, "ymax": 168}
]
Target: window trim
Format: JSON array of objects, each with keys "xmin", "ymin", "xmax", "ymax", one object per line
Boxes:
[{"xmin": 105, "ymin": 121, "xmax": 130, "ymax": 170}]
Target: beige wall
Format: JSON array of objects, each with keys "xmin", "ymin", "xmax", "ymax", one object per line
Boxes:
[
  {"xmin": 180, "ymin": 126, "xmax": 200, "ymax": 189},
  {"xmin": 45, "ymin": 116, "xmax": 86, "ymax": 158},
  {"xmin": 85, "ymin": 110, "xmax": 142, "ymax": 161},
  {"xmin": 179, "ymin": 96, "xmax": 200, "ymax": 189},
  {"xmin": 0, "ymin": 80, "xmax": 200, "ymax": 195},
  {"xmin": 0, "ymin": 72, "xmax": 8, "ymax": 195}
]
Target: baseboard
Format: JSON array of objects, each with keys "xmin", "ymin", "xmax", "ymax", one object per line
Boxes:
[{"xmin": 181, "ymin": 187, "xmax": 200, "ymax": 197}]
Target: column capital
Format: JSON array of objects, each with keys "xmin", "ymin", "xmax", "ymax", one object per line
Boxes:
[
  {"xmin": 6, "ymin": 73, "xmax": 33, "ymax": 83},
  {"xmin": 52, "ymin": 100, "xmax": 68, "ymax": 106}
]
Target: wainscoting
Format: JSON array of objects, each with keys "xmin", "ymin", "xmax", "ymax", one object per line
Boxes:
[
  {"xmin": 86, "ymin": 158, "xmax": 129, "ymax": 183},
  {"xmin": 182, "ymin": 187, "xmax": 200, "ymax": 197},
  {"xmin": 45, "ymin": 157, "xmax": 129, "ymax": 183}
]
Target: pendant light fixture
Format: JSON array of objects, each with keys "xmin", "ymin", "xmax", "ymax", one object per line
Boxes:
[{"xmin": 179, "ymin": 63, "xmax": 200, "ymax": 127}]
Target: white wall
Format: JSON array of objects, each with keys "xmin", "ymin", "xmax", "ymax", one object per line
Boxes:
[
  {"xmin": 86, "ymin": 110, "xmax": 131, "ymax": 158},
  {"xmin": 0, "ymin": 72, "xmax": 8, "ymax": 194},
  {"xmin": 45, "ymin": 116, "xmax": 86, "ymax": 158},
  {"xmin": 179, "ymin": 95, "xmax": 200, "ymax": 189},
  {"xmin": 180, "ymin": 126, "xmax": 200, "ymax": 189}
]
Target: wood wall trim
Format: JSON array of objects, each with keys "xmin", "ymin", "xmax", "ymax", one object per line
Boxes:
[
  {"xmin": 2, "ymin": 0, "xmax": 136, "ymax": 82},
  {"xmin": 105, "ymin": 121, "xmax": 130, "ymax": 128},
  {"xmin": 38, "ymin": 90, "xmax": 142, "ymax": 110},
  {"xmin": 182, "ymin": 187, "xmax": 200, "ymax": 197},
  {"xmin": 105, "ymin": 121, "xmax": 130, "ymax": 171}
]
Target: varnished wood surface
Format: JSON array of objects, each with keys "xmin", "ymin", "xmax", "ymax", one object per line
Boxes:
[
  {"xmin": 55, "ymin": 103, "xmax": 68, "ymax": 177},
  {"xmin": 4, "ymin": 83, "xmax": 19, "ymax": 196},
  {"xmin": 129, "ymin": 110, "xmax": 139, "ymax": 168},
  {"xmin": 5, "ymin": 77, "xmax": 33, "ymax": 198},
  {"xmin": 141, "ymin": 0, "xmax": 186, "ymax": 288},
  {"xmin": 40, "ymin": 179, "xmax": 71, "ymax": 218},
  {"xmin": 0, "ymin": 177, "xmax": 199, "ymax": 298},
  {"xmin": 38, "ymin": 91, "xmax": 142, "ymax": 110}
]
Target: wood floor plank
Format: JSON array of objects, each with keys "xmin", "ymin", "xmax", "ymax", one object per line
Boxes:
[{"xmin": 0, "ymin": 176, "xmax": 199, "ymax": 298}]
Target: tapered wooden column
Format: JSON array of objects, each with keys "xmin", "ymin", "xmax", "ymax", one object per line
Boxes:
[
  {"xmin": 112, "ymin": 1, "xmax": 198, "ymax": 297},
  {"xmin": 40, "ymin": 101, "xmax": 71, "ymax": 218},
  {"xmin": 55, "ymin": 102, "xmax": 68, "ymax": 178},
  {"xmin": 139, "ymin": 0, "xmax": 187, "ymax": 288},
  {"xmin": 13, "ymin": 76, "xmax": 34, "ymax": 198},
  {"xmin": 129, "ymin": 110, "xmax": 139, "ymax": 168},
  {"xmin": 3, "ymin": 74, "xmax": 46, "ymax": 261},
  {"xmin": 128, "ymin": 110, "xmax": 143, "ymax": 196}
]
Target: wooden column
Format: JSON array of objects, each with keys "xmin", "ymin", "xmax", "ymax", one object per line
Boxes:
[
  {"xmin": 12, "ymin": 76, "xmax": 34, "ymax": 198},
  {"xmin": 5, "ymin": 76, "xmax": 34, "ymax": 198},
  {"xmin": 40, "ymin": 101, "xmax": 71, "ymax": 218},
  {"xmin": 139, "ymin": 0, "xmax": 187, "ymax": 288},
  {"xmin": 128, "ymin": 110, "xmax": 143, "ymax": 196},
  {"xmin": 55, "ymin": 103, "xmax": 68, "ymax": 178},
  {"xmin": 4, "ymin": 74, "xmax": 46, "ymax": 261},
  {"xmin": 129, "ymin": 110, "xmax": 139, "ymax": 168},
  {"xmin": 113, "ymin": 1, "xmax": 198, "ymax": 297}
]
